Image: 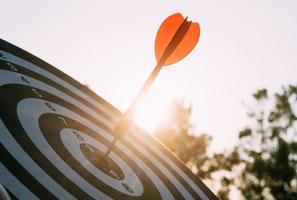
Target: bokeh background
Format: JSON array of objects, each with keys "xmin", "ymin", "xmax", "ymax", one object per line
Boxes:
[{"xmin": 1, "ymin": 1, "xmax": 297, "ymax": 199}]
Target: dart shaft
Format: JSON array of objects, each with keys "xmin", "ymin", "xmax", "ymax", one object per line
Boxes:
[
  {"xmin": 103, "ymin": 64, "xmax": 162, "ymax": 158},
  {"xmin": 125, "ymin": 63, "xmax": 162, "ymax": 119},
  {"xmin": 103, "ymin": 138, "xmax": 117, "ymax": 159}
]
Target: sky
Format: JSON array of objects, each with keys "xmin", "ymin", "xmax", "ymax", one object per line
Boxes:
[{"xmin": 1, "ymin": 0, "xmax": 297, "ymax": 152}]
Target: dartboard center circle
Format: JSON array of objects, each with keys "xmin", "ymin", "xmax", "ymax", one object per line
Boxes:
[{"xmin": 80, "ymin": 143, "xmax": 125, "ymax": 180}]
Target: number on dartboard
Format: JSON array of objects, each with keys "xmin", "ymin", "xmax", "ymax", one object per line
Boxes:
[
  {"xmin": 21, "ymin": 75, "xmax": 30, "ymax": 84},
  {"xmin": 72, "ymin": 130, "xmax": 85, "ymax": 141},
  {"xmin": 121, "ymin": 183, "xmax": 134, "ymax": 194},
  {"xmin": 31, "ymin": 88, "xmax": 43, "ymax": 98},
  {"xmin": 45, "ymin": 102, "xmax": 56, "ymax": 112},
  {"xmin": 6, "ymin": 62, "xmax": 18, "ymax": 72}
]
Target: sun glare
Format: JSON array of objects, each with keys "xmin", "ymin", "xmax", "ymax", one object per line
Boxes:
[{"xmin": 134, "ymin": 85, "xmax": 173, "ymax": 135}]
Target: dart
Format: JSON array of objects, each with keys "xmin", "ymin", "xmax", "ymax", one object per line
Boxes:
[
  {"xmin": 103, "ymin": 13, "xmax": 200, "ymax": 158},
  {"xmin": 0, "ymin": 22, "xmax": 218, "ymax": 200}
]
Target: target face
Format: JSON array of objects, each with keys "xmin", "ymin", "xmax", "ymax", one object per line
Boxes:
[{"xmin": 0, "ymin": 39, "xmax": 217, "ymax": 200}]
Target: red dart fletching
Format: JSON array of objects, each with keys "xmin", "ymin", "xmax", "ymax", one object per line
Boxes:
[{"xmin": 155, "ymin": 13, "xmax": 200, "ymax": 66}]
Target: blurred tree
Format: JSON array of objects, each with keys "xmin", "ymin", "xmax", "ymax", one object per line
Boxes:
[
  {"xmin": 202, "ymin": 86, "xmax": 297, "ymax": 199},
  {"xmin": 154, "ymin": 100, "xmax": 212, "ymax": 177},
  {"xmin": 155, "ymin": 85, "xmax": 297, "ymax": 199}
]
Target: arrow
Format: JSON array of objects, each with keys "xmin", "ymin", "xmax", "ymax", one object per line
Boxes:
[{"xmin": 103, "ymin": 13, "xmax": 200, "ymax": 158}]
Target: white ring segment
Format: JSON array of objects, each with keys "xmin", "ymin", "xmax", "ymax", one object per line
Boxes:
[
  {"xmin": 60, "ymin": 128, "xmax": 143, "ymax": 196},
  {"xmin": 0, "ymin": 163, "xmax": 39, "ymax": 200},
  {"xmin": 0, "ymin": 51, "xmax": 210, "ymax": 199}
]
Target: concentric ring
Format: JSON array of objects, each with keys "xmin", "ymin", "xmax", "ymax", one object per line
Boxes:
[{"xmin": 0, "ymin": 42, "xmax": 216, "ymax": 200}]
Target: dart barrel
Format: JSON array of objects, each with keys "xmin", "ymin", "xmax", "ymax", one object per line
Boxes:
[{"xmin": 0, "ymin": 39, "xmax": 217, "ymax": 200}]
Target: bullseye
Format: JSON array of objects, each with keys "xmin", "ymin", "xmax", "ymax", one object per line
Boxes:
[
  {"xmin": 80, "ymin": 143, "xmax": 125, "ymax": 181},
  {"xmin": 60, "ymin": 128, "xmax": 143, "ymax": 196}
]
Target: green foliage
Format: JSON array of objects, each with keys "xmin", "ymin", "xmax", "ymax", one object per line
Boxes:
[
  {"xmin": 239, "ymin": 128, "xmax": 252, "ymax": 138},
  {"xmin": 154, "ymin": 86, "xmax": 297, "ymax": 199},
  {"xmin": 210, "ymin": 85, "xmax": 297, "ymax": 199}
]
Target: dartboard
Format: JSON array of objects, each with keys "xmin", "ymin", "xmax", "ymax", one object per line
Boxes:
[{"xmin": 0, "ymin": 39, "xmax": 217, "ymax": 200}]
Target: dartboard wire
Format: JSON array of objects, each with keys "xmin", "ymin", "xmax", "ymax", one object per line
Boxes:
[
  {"xmin": 0, "ymin": 40, "xmax": 217, "ymax": 200},
  {"xmin": 0, "ymin": 66, "xmax": 205, "ymax": 199}
]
